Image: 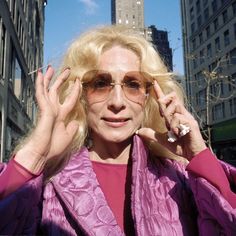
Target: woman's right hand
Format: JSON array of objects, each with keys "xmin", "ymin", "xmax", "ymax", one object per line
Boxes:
[{"xmin": 14, "ymin": 66, "xmax": 81, "ymax": 174}]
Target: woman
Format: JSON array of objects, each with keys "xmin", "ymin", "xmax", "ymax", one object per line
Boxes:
[{"xmin": 0, "ymin": 25, "xmax": 235, "ymax": 235}]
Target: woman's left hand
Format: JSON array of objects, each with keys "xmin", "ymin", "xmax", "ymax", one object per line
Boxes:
[{"xmin": 137, "ymin": 81, "xmax": 207, "ymax": 161}]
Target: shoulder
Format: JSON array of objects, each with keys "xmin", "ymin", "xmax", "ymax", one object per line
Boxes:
[
  {"xmin": 146, "ymin": 155, "xmax": 189, "ymax": 187},
  {"xmin": 151, "ymin": 154, "xmax": 188, "ymax": 173}
]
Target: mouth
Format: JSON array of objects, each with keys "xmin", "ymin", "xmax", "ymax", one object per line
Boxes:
[
  {"xmin": 102, "ymin": 117, "xmax": 130, "ymax": 127},
  {"xmin": 102, "ymin": 117, "xmax": 130, "ymax": 122}
]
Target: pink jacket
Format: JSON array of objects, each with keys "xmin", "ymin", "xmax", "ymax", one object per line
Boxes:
[{"xmin": 0, "ymin": 135, "xmax": 236, "ymax": 235}]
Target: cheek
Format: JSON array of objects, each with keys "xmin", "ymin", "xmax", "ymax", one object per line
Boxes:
[
  {"xmin": 131, "ymin": 105, "xmax": 145, "ymax": 125},
  {"xmin": 86, "ymin": 105, "xmax": 101, "ymax": 127}
]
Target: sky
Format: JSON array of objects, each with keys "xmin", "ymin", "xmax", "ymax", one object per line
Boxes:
[{"xmin": 44, "ymin": 0, "xmax": 184, "ymax": 74}]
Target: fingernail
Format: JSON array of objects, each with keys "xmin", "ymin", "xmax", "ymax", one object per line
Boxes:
[
  {"xmin": 47, "ymin": 64, "xmax": 51, "ymax": 70},
  {"xmin": 165, "ymin": 121, "xmax": 170, "ymax": 130},
  {"xmin": 63, "ymin": 67, "xmax": 71, "ymax": 71},
  {"xmin": 159, "ymin": 108, "xmax": 164, "ymax": 117},
  {"xmin": 135, "ymin": 130, "xmax": 139, "ymax": 135}
]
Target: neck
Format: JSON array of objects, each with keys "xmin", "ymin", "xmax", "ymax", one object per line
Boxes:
[{"xmin": 89, "ymin": 137, "xmax": 132, "ymax": 164}]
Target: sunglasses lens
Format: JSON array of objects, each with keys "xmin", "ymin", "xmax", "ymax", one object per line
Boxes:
[
  {"xmin": 83, "ymin": 70, "xmax": 112, "ymax": 102},
  {"xmin": 82, "ymin": 70, "xmax": 153, "ymax": 104},
  {"xmin": 123, "ymin": 72, "xmax": 152, "ymax": 103}
]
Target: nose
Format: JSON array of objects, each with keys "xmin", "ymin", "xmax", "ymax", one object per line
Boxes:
[{"xmin": 107, "ymin": 84, "xmax": 126, "ymax": 111}]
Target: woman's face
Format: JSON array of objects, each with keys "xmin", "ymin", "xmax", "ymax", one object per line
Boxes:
[{"xmin": 86, "ymin": 45, "xmax": 146, "ymax": 144}]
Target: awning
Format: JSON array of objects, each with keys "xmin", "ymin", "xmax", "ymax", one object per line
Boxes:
[{"xmin": 212, "ymin": 118, "xmax": 236, "ymax": 142}]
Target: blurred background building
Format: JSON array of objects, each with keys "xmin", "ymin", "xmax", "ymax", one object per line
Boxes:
[
  {"xmin": 111, "ymin": 0, "xmax": 173, "ymax": 71},
  {"xmin": 181, "ymin": 0, "xmax": 236, "ymax": 164},
  {"xmin": 0, "ymin": 0, "xmax": 47, "ymax": 162}
]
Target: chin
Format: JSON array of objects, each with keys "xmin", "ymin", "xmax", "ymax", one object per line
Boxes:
[{"xmin": 98, "ymin": 130, "xmax": 134, "ymax": 144}]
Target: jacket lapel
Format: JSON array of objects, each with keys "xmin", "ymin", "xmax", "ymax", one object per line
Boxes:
[{"xmin": 51, "ymin": 147, "xmax": 123, "ymax": 236}]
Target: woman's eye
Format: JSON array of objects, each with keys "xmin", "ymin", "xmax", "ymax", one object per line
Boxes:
[
  {"xmin": 93, "ymin": 76, "xmax": 111, "ymax": 89},
  {"xmin": 125, "ymin": 79, "xmax": 142, "ymax": 89}
]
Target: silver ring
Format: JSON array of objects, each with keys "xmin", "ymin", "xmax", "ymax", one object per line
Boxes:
[
  {"xmin": 179, "ymin": 124, "xmax": 190, "ymax": 137},
  {"xmin": 167, "ymin": 124, "xmax": 190, "ymax": 143}
]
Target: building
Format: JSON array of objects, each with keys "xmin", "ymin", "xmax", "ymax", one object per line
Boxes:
[
  {"xmin": 181, "ymin": 0, "xmax": 236, "ymax": 164},
  {"xmin": 0, "ymin": 0, "xmax": 47, "ymax": 162},
  {"xmin": 147, "ymin": 25, "xmax": 173, "ymax": 71},
  {"xmin": 111, "ymin": 0, "xmax": 173, "ymax": 70},
  {"xmin": 111, "ymin": 0, "xmax": 144, "ymax": 29}
]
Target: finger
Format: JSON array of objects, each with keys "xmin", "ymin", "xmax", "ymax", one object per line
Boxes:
[
  {"xmin": 156, "ymin": 92, "xmax": 178, "ymax": 128},
  {"xmin": 50, "ymin": 68, "xmax": 71, "ymax": 93},
  {"xmin": 156, "ymin": 91, "xmax": 177, "ymax": 117},
  {"xmin": 153, "ymin": 80, "xmax": 165, "ymax": 99},
  {"xmin": 136, "ymin": 128, "xmax": 171, "ymax": 149},
  {"xmin": 136, "ymin": 128, "xmax": 158, "ymax": 142},
  {"xmin": 169, "ymin": 113, "xmax": 190, "ymax": 136},
  {"xmin": 63, "ymin": 79, "xmax": 80, "ymax": 106},
  {"xmin": 59, "ymin": 79, "xmax": 80, "ymax": 120},
  {"xmin": 163, "ymin": 101, "xmax": 186, "ymax": 127},
  {"xmin": 43, "ymin": 65, "xmax": 54, "ymax": 93},
  {"xmin": 163, "ymin": 99, "xmax": 178, "ymax": 119},
  {"xmin": 35, "ymin": 69, "xmax": 47, "ymax": 108}
]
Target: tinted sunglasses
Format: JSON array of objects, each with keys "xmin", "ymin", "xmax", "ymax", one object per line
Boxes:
[{"xmin": 82, "ymin": 70, "xmax": 154, "ymax": 104}]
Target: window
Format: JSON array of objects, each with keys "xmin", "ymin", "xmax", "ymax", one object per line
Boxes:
[
  {"xmin": 191, "ymin": 22, "xmax": 195, "ymax": 34},
  {"xmin": 229, "ymin": 98, "xmax": 236, "ymax": 115},
  {"xmin": 209, "ymin": 60, "xmax": 217, "ymax": 72},
  {"xmin": 224, "ymin": 30, "xmax": 230, "ymax": 46},
  {"xmin": 212, "ymin": 0, "xmax": 218, "ymax": 12},
  {"xmin": 196, "ymin": 89, "xmax": 206, "ymax": 106},
  {"xmin": 13, "ymin": 56, "xmax": 22, "ymax": 100},
  {"xmin": 200, "ymin": 49, "xmax": 205, "ymax": 64},
  {"xmin": 204, "ymin": 7, "xmax": 209, "ymax": 21},
  {"xmin": 232, "ymin": 1, "xmax": 236, "ymax": 15},
  {"xmin": 220, "ymin": 81, "xmax": 224, "ymax": 95},
  {"xmin": 215, "ymin": 37, "xmax": 221, "ymax": 52},
  {"xmin": 197, "ymin": 15, "xmax": 202, "ymax": 27},
  {"xmin": 222, "ymin": 10, "xmax": 228, "ymax": 23},
  {"xmin": 229, "ymin": 73, "xmax": 236, "ymax": 91},
  {"xmin": 199, "ymin": 32, "xmax": 203, "ymax": 43},
  {"xmin": 203, "ymin": 0, "xmax": 208, "ymax": 6},
  {"xmin": 210, "ymin": 83, "xmax": 217, "ymax": 96},
  {"xmin": 214, "ymin": 18, "xmax": 219, "ymax": 31},
  {"xmin": 190, "ymin": 7, "xmax": 194, "ymax": 18},
  {"xmin": 210, "ymin": 81, "xmax": 224, "ymax": 97},
  {"xmin": 234, "ymin": 23, "xmax": 236, "ymax": 40},
  {"xmin": 206, "ymin": 26, "xmax": 210, "ymax": 38},
  {"xmin": 196, "ymin": 0, "xmax": 201, "ymax": 13},
  {"xmin": 192, "ymin": 38, "xmax": 196, "ymax": 50},
  {"xmin": 221, "ymin": 0, "xmax": 227, "ymax": 4},
  {"xmin": 0, "ymin": 21, "xmax": 6, "ymax": 78},
  {"xmin": 212, "ymin": 103, "xmax": 225, "ymax": 120},
  {"xmin": 193, "ymin": 57, "xmax": 198, "ymax": 69},
  {"xmin": 207, "ymin": 43, "xmax": 212, "ymax": 58},
  {"xmin": 229, "ymin": 48, "xmax": 236, "ymax": 65},
  {"xmin": 197, "ymin": 71, "xmax": 205, "ymax": 86}
]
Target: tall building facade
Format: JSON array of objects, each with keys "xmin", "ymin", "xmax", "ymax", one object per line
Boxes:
[
  {"xmin": 0, "ymin": 0, "xmax": 47, "ymax": 162},
  {"xmin": 111, "ymin": 0, "xmax": 173, "ymax": 70},
  {"xmin": 111, "ymin": 0, "xmax": 144, "ymax": 29},
  {"xmin": 181, "ymin": 0, "xmax": 236, "ymax": 163}
]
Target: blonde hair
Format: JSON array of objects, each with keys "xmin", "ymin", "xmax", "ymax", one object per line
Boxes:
[{"xmin": 41, "ymin": 25, "xmax": 187, "ymax": 178}]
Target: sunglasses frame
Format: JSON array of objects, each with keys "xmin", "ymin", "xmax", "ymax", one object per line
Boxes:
[{"xmin": 81, "ymin": 70, "xmax": 154, "ymax": 104}]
